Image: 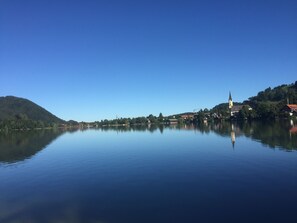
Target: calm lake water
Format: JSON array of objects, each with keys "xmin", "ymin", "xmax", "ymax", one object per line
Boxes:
[{"xmin": 1, "ymin": 121, "xmax": 297, "ymax": 223}]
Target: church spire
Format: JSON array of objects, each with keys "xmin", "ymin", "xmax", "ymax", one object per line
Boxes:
[{"xmin": 228, "ymin": 91, "xmax": 233, "ymax": 109}]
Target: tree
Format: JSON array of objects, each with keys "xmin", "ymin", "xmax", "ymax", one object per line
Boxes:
[
  {"xmin": 147, "ymin": 114, "xmax": 157, "ymax": 124},
  {"xmin": 238, "ymin": 106, "xmax": 250, "ymax": 120},
  {"xmin": 194, "ymin": 109, "xmax": 205, "ymax": 123},
  {"xmin": 158, "ymin": 113, "xmax": 164, "ymax": 123}
]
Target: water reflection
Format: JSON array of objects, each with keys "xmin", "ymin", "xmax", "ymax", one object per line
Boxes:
[
  {"xmin": 289, "ymin": 119, "xmax": 297, "ymax": 136},
  {"xmin": 0, "ymin": 120, "xmax": 296, "ymax": 165},
  {"xmin": 231, "ymin": 124, "xmax": 236, "ymax": 148},
  {"xmin": 195, "ymin": 120, "xmax": 297, "ymax": 151},
  {"xmin": 99, "ymin": 124, "xmax": 164, "ymax": 133},
  {"xmin": 97, "ymin": 121, "xmax": 297, "ymax": 151},
  {"xmin": 0, "ymin": 129, "xmax": 66, "ymax": 164}
]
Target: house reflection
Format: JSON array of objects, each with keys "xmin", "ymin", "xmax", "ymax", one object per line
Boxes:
[{"xmin": 289, "ymin": 120, "xmax": 297, "ymax": 138}]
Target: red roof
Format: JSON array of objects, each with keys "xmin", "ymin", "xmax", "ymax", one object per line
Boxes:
[{"xmin": 287, "ymin": 104, "xmax": 297, "ymax": 110}]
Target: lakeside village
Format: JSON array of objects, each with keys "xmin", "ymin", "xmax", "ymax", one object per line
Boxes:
[
  {"xmin": 78, "ymin": 92, "xmax": 297, "ymax": 129},
  {"xmin": 1, "ymin": 82, "xmax": 297, "ymax": 131}
]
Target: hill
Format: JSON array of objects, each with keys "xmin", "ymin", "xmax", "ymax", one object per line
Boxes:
[
  {"xmin": 248, "ymin": 81, "xmax": 297, "ymax": 103},
  {"xmin": 211, "ymin": 102, "xmax": 242, "ymax": 112},
  {"xmin": 0, "ymin": 96, "xmax": 64, "ymax": 129},
  {"xmin": 245, "ymin": 81, "xmax": 297, "ymax": 119},
  {"xmin": 208, "ymin": 81, "xmax": 297, "ymax": 120}
]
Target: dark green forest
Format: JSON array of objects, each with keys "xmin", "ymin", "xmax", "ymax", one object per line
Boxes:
[
  {"xmin": 0, "ymin": 96, "xmax": 65, "ymax": 130},
  {"xmin": 245, "ymin": 81, "xmax": 297, "ymax": 119}
]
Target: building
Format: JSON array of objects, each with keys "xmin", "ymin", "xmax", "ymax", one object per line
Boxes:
[
  {"xmin": 228, "ymin": 92, "xmax": 252, "ymax": 116},
  {"xmin": 231, "ymin": 105, "xmax": 243, "ymax": 116},
  {"xmin": 231, "ymin": 105, "xmax": 253, "ymax": 116},
  {"xmin": 283, "ymin": 104, "xmax": 297, "ymax": 116},
  {"xmin": 180, "ymin": 112, "xmax": 195, "ymax": 120},
  {"xmin": 168, "ymin": 119, "xmax": 178, "ymax": 124}
]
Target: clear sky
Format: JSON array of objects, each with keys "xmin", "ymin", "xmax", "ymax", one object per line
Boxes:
[{"xmin": 0, "ymin": 0, "xmax": 296, "ymax": 121}]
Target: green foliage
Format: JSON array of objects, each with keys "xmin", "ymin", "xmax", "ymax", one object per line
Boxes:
[
  {"xmin": 246, "ymin": 82, "xmax": 297, "ymax": 119},
  {"xmin": 177, "ymin": 117, "xmax": 184, "ymax": 124},
  {"xmin": 148, "ymin": 114, "xmax": 158, "ymax": 124},
  {"xmin": 0, "ymin": 96, "xmax": 65, "ymax": 129},
  {"xmin": 211, "ymin": 103, "xmax": 229, "ymax": 113},
  {"xmin": 237, "ymin": 105, "xmax": 256, "ymax": 120},
  {"xmin": 0, "ymin": 119, "xmax": 55, "ymax": 130},
  {"xmin": 194, "ymin": 109, "xmax": 205, "ymax": 123},
  {"xmin": 249, "ymin": 83, "xmax": 297, "ymax": 104},
  {"xmin": 211, "ymin": 102, "xmax": 242, "ymax": 115},
  {"xmin": 158, "ymin": 113, "xmax": 164, "ymax": 122}
]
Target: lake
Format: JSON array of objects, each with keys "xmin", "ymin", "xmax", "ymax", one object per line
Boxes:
[{"xmin": 1, "ymin": 121, "xmax": 297, "ymax": 223}]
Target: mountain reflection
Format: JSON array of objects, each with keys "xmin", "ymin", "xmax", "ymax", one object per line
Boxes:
[{"xmin": 0, "ymin": 129, "xmax": 66, "ymax": 164}]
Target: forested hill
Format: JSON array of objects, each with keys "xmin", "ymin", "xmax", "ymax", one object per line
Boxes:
[
  {"xmin": 208, "ymin": 81, "xmax": 297, "ymax": 120},
  {"xmin": 242, "ymin": 81, "xmax": 297, "ymax": 119},
  {"xmin": 0, "ymin": 96, "xmax": 64, "ymax": 124},
  {"xmin": 248, "ymin": 81, "xmax": 297, "ymax": 104}
]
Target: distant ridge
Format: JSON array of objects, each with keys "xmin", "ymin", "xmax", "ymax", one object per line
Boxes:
[{"xmin": 0, "ymin": 96, "xmax": 64, "ymax": 123}]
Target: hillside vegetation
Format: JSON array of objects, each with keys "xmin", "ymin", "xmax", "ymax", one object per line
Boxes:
[
  {"xmin": 208, "ymin": 81, "xmax": 297, "ymax": 120},
  {"xmin": 249, "ymin": 82, "xmax": 297, "ymax": 103},
  {"xmin": 0, "ymin": 96, "xmax": 64, "ymax": 129},
  {"xmin": 245, "ymin": 81, "xmax": 297, "ymax": 119}
]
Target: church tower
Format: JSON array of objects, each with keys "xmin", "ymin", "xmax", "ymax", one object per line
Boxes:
[{"xmin": 228, "ymin": 92, "xmax": 233, "ymax": 109}]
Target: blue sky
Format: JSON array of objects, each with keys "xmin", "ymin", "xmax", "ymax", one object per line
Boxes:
[{"xmin": 0, "ymin": 0, "xmax": 296, "ymax": 121}]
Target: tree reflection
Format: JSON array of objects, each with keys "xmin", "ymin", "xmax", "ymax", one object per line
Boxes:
[
  {"xmin": 4, "ymin": 120, "xmax": 294, "ymax": 164},
  {"xmin": 0, "ymin": 129, "xmax": 66, "ymax": 164},
  {"xmin": 97, "ymin": 121, "xmax": 297, "ymax": 151},
  {"xmin": 193, "ymin": 120, "xmax": 297, "ymax": 151}
]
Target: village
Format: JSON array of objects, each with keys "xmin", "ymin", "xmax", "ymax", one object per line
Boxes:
[{"xmin": 75, "ymin": 90, "xmax": 297, "ymax": 129}]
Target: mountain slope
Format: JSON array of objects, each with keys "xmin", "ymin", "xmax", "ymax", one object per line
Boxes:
[
  {"xmin": 248, "ymin": 81, "xmax": 297, "ymax": 103},
  {"xmin": 0, "ymin": 96, "xmax": 64, "ymax": 123}
]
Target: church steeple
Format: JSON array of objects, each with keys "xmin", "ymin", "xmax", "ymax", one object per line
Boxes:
[{"xmin": 228, "ymin": 91, "xmax": 233, "ymax": 109}]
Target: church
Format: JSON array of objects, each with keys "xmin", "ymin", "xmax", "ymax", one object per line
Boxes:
[{"xmin": 228, "ymin": 92, "xmax": 252, "ymax": 116}]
